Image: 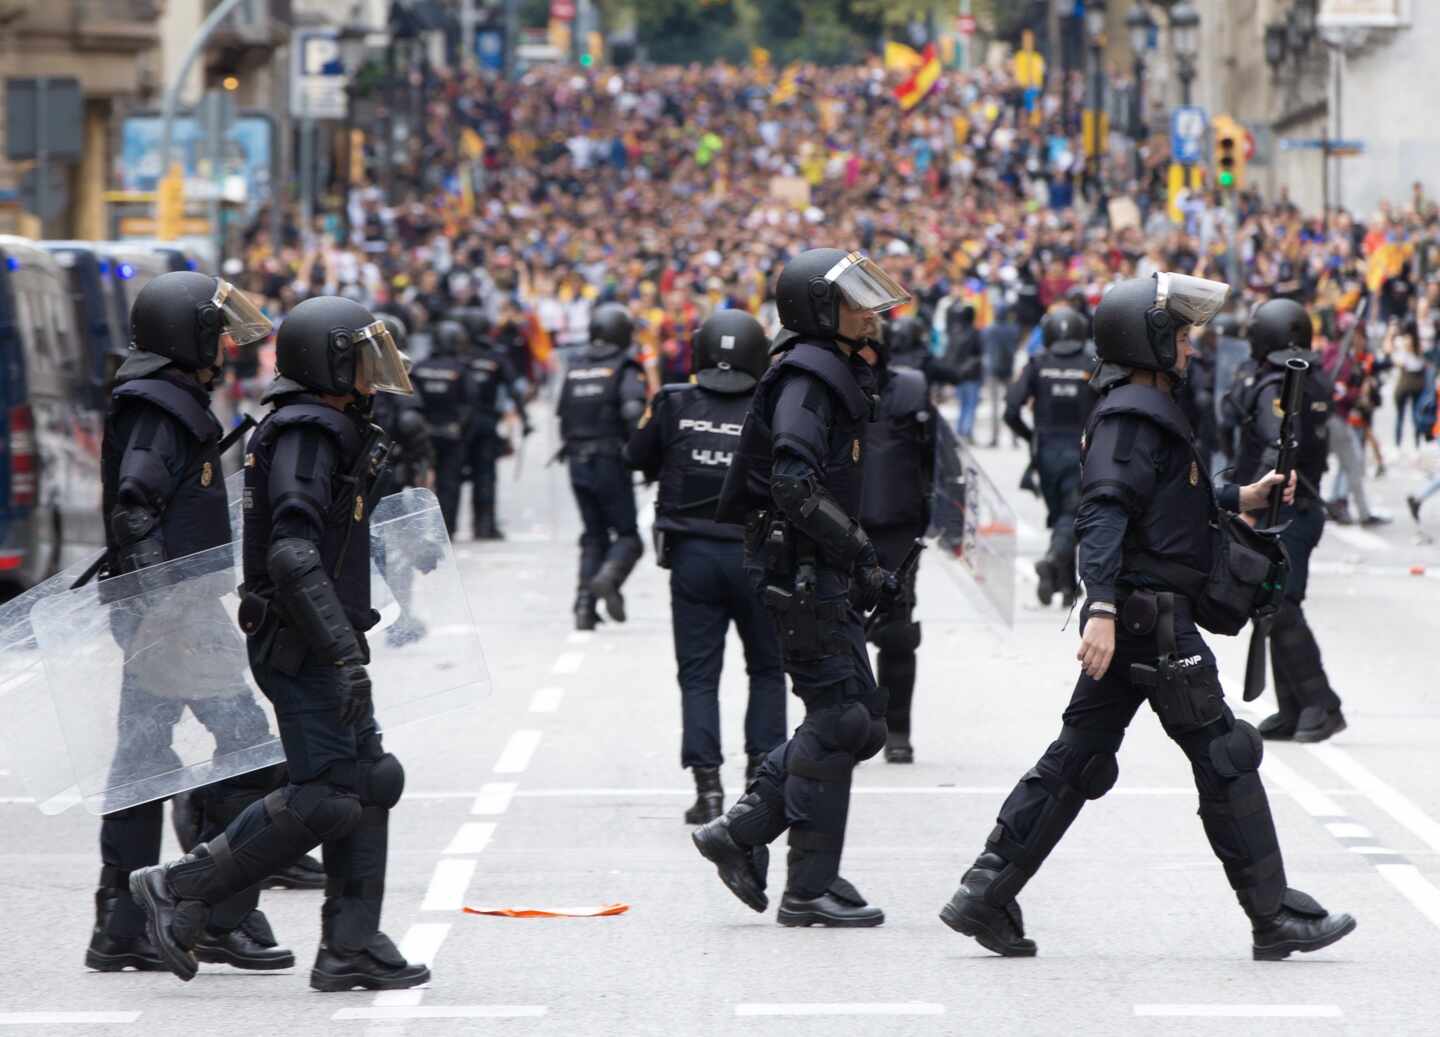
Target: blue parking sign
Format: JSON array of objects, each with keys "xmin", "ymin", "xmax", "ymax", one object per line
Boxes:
[{"xmin": 1170, "ymin": 106, "xmax": 1207, "ymax": 166}]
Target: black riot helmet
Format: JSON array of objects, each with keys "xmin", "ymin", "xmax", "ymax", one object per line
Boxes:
[
  {"xmin": 1041, "ymin": 305, "xmax": 1089, "ymax": 348},
  {"xmin": 377, "ymin": 311, "xmax": 409, "ymax": 351},
  {"xmin": 1210, "ymin": 310, "xmax": 1243, "ymax": 340},
  {"xmin": 450, "ymin": 306, "xmax": 492, "ymax": 347},
  {"xmin": 430, "ymin": 319, "xmax": 469, "ymax": 357},
  {"xmin": 692, "ymin": 309, "xmax": 769, "ymax": 393},
  {"xmin": 1092, "ymin": 272, "xmax": 1230, "ymax": 372},
  {"xmin": 589, "ymin": 302, "xmax": 633, "ymax": 350},
  {"xmin": 1248, "ymin": 298, "xmax": 1312, "ymax": 361},
  {"xmin": 886, "ymin": 315, "xmax": 928, "ymax": 363},
  {"xmin": 775, "ymin": 248, "xmax": 910, "ymax": 340},
  {"xmin": 130, "ymin": 271, "xmax": 272, "ymax": 371},
  {"xmin": 273, "ymin": 295, "xmax": 413, "ymax": 398}
]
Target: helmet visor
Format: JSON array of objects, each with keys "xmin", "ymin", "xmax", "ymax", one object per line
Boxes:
[
  {"xmin": 824, "ymin": 252, "xmax": 912, "ymax": 314},
  {"xmin": 354, "ymin": 320, "xmax": 415, "ymax": 396},
  {"xmin": 212, "ymin": 280, "xmax": 273, "ymax": 347},
  {"xmin": 1155, "ymin": 272, "xmax": 1230, "ymax": 327}
]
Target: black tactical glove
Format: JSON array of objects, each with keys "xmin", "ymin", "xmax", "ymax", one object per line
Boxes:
[
  {"xmin": 337, "ymin": 660, "xmax": 373, "ymax": 726},
  {"xmin": 852, "ymin": 543, "xmax": 898, "ymax": 613}
]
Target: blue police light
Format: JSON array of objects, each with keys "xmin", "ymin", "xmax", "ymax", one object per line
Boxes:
[
  {"xmin": 4, "ymin": 256, "xmax": 17, "ymax": 272},
  {"xmin": 117, "ymin": 263, "xmax": 135, "ymax": 280},
  {"xmin": 97, "ymin": 260, "xmax": 110, "ymax": 275},
  {"xmin": 186, "ymin": 259, "xmax": 198, "ymax": 271}
]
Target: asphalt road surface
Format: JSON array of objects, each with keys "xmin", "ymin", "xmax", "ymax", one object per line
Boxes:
[{"xmin": 2, "ymin": 392, "xmax": 1438, "ymax": 1036}]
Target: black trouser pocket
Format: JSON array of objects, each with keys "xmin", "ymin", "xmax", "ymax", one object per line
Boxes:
[{"xmin": 1134, "ymin": 664, "xmax": 1224, "ymax": 734}]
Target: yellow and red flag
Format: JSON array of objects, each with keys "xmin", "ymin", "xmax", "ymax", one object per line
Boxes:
[
  {"xmin": 884, "ymin": 41, "xmax": 924, "ymax": 73},
  {"xmin": 894, "ymin": 43, "xmax": 941, "ymax": 111}
]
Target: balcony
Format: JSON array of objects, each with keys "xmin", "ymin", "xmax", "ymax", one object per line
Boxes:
[
  {"xmin": 206, "ymin": 0, "xmax": 292, "ymax": 50},
  {"xmin": 70, "ymin": 0, "xmax": 164, "ymax": 53}
]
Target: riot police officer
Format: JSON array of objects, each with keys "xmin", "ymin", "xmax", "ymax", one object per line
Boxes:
[
  {"xmin": 859, "ymin": 326, "xmax": 939, "ymax": 764},
  {"xmin": 624, "ymin": 310, "xmax": 786, "ymax": 824},
  {"xmin": 692, "ymin": 248, "xmax": 909, "ymax": 928},
  {"xmin": 410, "ymin": 319, "xmax": 472, "ymax": 534},
  {"xmin": 91, "ymin": 271, "xmax": 293, "ymax": 974},
  {"xmin": 1221, "ymin": 299, "xmax": 1346, "ymax": 743},
  {"xmin": 1004, "ymin": 305, "xmax": 1096, "ymax": 607},
  {"xmin": 453, "ymin": 307, "xmax": 531, "ymax": 540},
  {"xmin": 557, "ymin": 302, "xmax": 648, "ymax": 629},
  {"xmin": 371, "ymin": 313, "xmax": 435, "ymax": 496},
  {"xmin": 130, "ymin": 296, "xmax": 431, "ymax": 992},
  {"xmin": 940, "ymin": 273, "xmax": 1355, "ymax": 960}
]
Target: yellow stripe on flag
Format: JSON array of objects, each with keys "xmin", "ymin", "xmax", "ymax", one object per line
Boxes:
[
  {"xmin": 885, "ymin": 41, "xmax": 924, "ymax": 73},
  {"xmin": 894, "ymin": 43, "xmax": 941, "ymax": 111}
]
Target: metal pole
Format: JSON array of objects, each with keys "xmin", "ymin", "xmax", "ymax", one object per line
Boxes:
[
  {"xmin": 1091, "ymin": 42, "xmax": 1103, "ymax": 192},
  {"xmin": 34, "ymin": 78, "xmax": 47, "ymax": 237},
  {"xmin": 461, "ymin": 0, "xmax": 477, "ymax": 72},
  {"xmin": 504, "ymin": 0, "xmax": 519, "ymax": 79},
  {"xmin": 158, "ymin": 0, "xmax": 249, "ymax": 222},
  {"xmin": 299, "ymin": 87, "xmax": 314, "ymax": 247},
  {"xmin": 342, "ymin": 85, "xmax": 354, "ymax": 245},
  {"xmin": 1133, "ymin": 58, "xmax": 1145, "ymax": 186}
]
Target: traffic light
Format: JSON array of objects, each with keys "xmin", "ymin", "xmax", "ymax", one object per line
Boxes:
[{"xmin": 1213, "ymin": 114, "xmax": 1246, "ymax": 190}]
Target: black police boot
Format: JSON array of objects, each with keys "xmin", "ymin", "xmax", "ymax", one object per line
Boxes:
[
  {"xmin": 86, "ymin": 880, "xmax": 166, "ymax": 972},
  {"xmin": 1249, "ymin": 889, "xmax": 1356, "ymax": 961},
  {"xmin": 938, "ymin": 853, "xmax": 1037, "ymax": 957},
  {"xmin": 884, "ymin": 729, "xmax": 914, "ymax": 764},
  {"xmin": 684, "ymin": 767, "xmax": 724, "ymax": 825},
  {"xmin": 1257, "ymin": 712, "xmax": 1298, "ymax": 741},
  {"xmin": 777, "ymin": 876, "xmax": 884, "ymax": 928},
  {"xmin": 128, "ymin": 854, "xmax": 221, "ymax": 982},
  {"xmin": 745, "ymin": 754, "xmax": 764, "ymax": 786},
  {"xmin": 195, "ymin": 909, "xmax": 295, "ymax": 970},
  {"xmin": 692, "ymin": 816, "xmax": 769, "ymax": 913},
  {"xmin": 1033, "ymin": 559, "xmax": 1056, "ymax": 606},
  {"xmin": 589, "ymin": 563, "xmax": 628, "ymax": 623},
  {"xmin": 1408, "ymin": 495, "xmax": 1422, "ymax": 522},
  {"xmin": 310, "ymin": 932, "xmax": 430, "ymax": 992},
  {"xmin": 574, "ymin": 593, "xmax": 601, "ymax": 631},
  {"xmin": 1293, "ymin": 706, "xmax": 1346, "ymax": 743}
]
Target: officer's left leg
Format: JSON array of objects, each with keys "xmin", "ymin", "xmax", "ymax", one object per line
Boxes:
[
  {"xmin": 1266, "ymin": 505, "xmax": 1344, "ymax": 742},
  {"xmin": 1035, "ymin": 449, "xmax": 1081, "ymax": 606},
  {"xmin": 868, "ymin": 526, "xmax": 921, "ymax": 762},
  {"xmin": 569, "ymin": 459, "xmax": 608, "ymax": 628},
  {"xmin": 725, "ymin": 544, "xmax": 786, "ymax": 782},
  {"xmin": 590, "ymin": 455, "xmax": 643, "ymax": 622},
  {"xmin": 670, "ymin": 537, "xmax": 730, "ymax": 824},
  {"xmin": 469, "ymin": 434, "xmax": 501, "ymax": 539}
]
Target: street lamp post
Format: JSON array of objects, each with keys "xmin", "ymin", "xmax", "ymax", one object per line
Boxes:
[
  {"xmin": 1170, "ymin": 2, "xmax": 1199, "ymax": 107},
  {"xmin": 1126, "ymin": 4, "xmax": 1154, "ymax": 188},
  {"xmin": 338, "ymin": 23, "xmax": 369, "ymax": 246},
  {"xmin": 1085, "ymin": 0, "xmax": 1107, "ymax": 192}
]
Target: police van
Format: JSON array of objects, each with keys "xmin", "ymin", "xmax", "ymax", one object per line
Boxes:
[{"xmin": 0, "ymin": 236, "xmax": 106, "ymax": 597}]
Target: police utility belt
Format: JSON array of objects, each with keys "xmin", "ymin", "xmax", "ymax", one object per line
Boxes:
[{"xmin": 745, "ymin": 510, "xmax": 847, "ymax": 661}]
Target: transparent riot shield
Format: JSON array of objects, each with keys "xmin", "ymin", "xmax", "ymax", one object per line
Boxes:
[
  {"xmin": 28, "ymin": 486, "xmax": 486, "ymax": 815},
  {"xmin": 0, "ymin": 473, "xmax": 246, "ymax": 813},
  {"xmin": 930, "ymin": 423, "xmax": 1017, "ymax": 627}
]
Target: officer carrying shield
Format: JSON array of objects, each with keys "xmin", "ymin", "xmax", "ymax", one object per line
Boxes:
[
  {"xmin": 1004, "ymin": 305, "xmax": 1096, "ymax": 608},
  {"xmin": 692, "ymin": 248, "xmax": 908, "ymax": 928},
  {"xmin": 410, "ymin": 319, "xmax": 473, "ymax": 535},
  {"xmin": 130, "ymin": 296, "xmax": 431, "ymax": 992},
  {"xmin": 371, "ymin": 312, "xmax": 434, "ymax": 496},
  {"xmin": 859, "ymin": 324, "xmax": 940, "ymax": 764},
  {"xmin": 940, "ymin": 273, "xmax": 1356, "ymax": 960},
  {"xmin": 1221, "ymin": 299, "xmax": 1346, "ymax": 743},
  {"xmin": 557, "ymin": 302, "xmax": 648, "ymax": 629},
  {"xmin": 90, "ymin": 271, "xmax": 294, "ymax": 974},
  {"xmin": 624, "ymin": 310, "xmax": 786, "ymax": 824},
  {"xmin": 452, "ymin": 307, "xmax": 532, "ymax": 540}
]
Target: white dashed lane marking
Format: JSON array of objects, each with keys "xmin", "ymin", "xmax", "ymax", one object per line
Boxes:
[
  {"xmin": 1134, "ymin": 1005, "xmax": 1342, "ymax": 1019},
  {"xmin": 550, "ymin": 652, "xmax": 583, "ymax": 675},
  {"xmin": 470, "ymin": 782, "xmax": 517, "ymax": 815},
  {"xmin": 493, "ymin": 730, "xmax": 543, "ymax": 774},
  {"xmin": 443, "ymin": 822, "xmax": 496, "ymax": 855},
  {"xmin": 421, "ymin": 859, "xmax": 477, "ymax": 912},
  {"xmin": 735, "ymin": 1004, "xmax": 945, "ymax": 1017},
  {"xmin": 529, "ymin": 687, "xmax": 564, "ymax": 713}
]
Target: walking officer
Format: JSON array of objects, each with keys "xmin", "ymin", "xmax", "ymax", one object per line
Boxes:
[
  {"xmin": 624, "ymin": 310, "xmax": 787, "ymax": 824},
  {"xmin": 371, "ymin": 312, "xmax": 435, "ymax": 496},
  {"xmin": 692, "ymin": 248, "xmax": 909, "ymax": 928},
  {"xmin": 939, "ymin": 273, "xmax": 1356, "ymax": 960},
  {"xmin": 453, "ymin": 307, "xmax": 532, "ymax": 540},
  {"xmin": 409, "ymin": 319, "xmax": 472, "ymax": 535},
  {"xmin": 129, "ymin": 295, "xmax": 431, "ymax": 992},
  {"xmin": 556, "ymin": 302, "xmax": 648, "ymax": 629},
  {"xmin": 1221, "ymin": 298, "xmax": 1346, "ymax": 743},
  {"xmin": 1004, "ymin": 305, "xmax": 1096, "ymax": 607},
  {"xmin": 90, "ymin": 271, "xmax": 293, "ymax": 974},
  {"xmin": 859, "ymin": 325, "xmax": 940, "ymax": 764}
]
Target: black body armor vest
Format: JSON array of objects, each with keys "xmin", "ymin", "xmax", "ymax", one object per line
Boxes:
[
  {"xmin": 654, "ymin": 383, "xmax": 749, "ymax": 541},
  {"xmin": 1232, "ymin": 351, "xmax": 1331, "ymax": 502},
  {"xmin": 557, "ymin": 343, "xmax": 638, "ymax": 445},
  {"xmin": 1033, "ymin": 339, "xmax": 1096, "ymax": 440},
  {"xmin": 859, "ymin": 366, "xmax": 931, "ymax": 530}
]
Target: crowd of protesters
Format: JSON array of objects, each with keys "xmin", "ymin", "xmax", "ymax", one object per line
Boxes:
[{"xmin": 229, "ymin": 55, "xmax": 1440, "ymax": 530}]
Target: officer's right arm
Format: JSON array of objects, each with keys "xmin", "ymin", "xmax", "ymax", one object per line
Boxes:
[
  {"xmin": 1074, "ymin": 415, "xmax": 1161, "ymax": 607},
  {"xmin": 622, "ymin": 392, "xmax": 664, "ymax": 480},
  {"xmin": 265, "ymin": 426, "xmax": 365, "ymax": 665},
  {"xmin": 768, "ymin": 371, "xmax": 876, "ymax": 572},
  {"xmin": 1003, "ymin": 361, "xmax": 1036, "ymax": 442},
  {"xmin": 110, "ymin": 405, "xmax": 188, "ymax": 574}
]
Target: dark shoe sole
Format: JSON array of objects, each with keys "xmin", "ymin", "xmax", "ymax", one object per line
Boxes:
[
  {"xmin": 1293, "ymin": 714, "xmax": 1347, "ymax": 744},
  {"xmin": 592, "ymin": 582, "xmax": 626, "ymax": 623},
  {"xmin": 684, "ymin": 804, "xmax": 724, "ymax": 825},
  {"xmin": 939, "ymin": 901, "xmax": 1037, "ymax": 957},
  {"xmin": 1253, "ymin": 915, "xmax": 1357, "ymax": 961},
  {"xmin": 195, "ymin": 945, "xmax": 296, "ymax": 971},
  {"xmin": 777, "ymin": 907, "xmax": 884, "ymax": 928},
  {"xmin": 1034, "ymin": 561, "xmax": 1055, "ymax": 606},
  {"xmin": 691, "ymin": 829, "xmax": 767, "ymax": 913},
  {"xmin": 127, "ymin": 870, "xmax": 197, "ymax": 982},
  {"xmin": 310, "ymin": 965, "xmax": 431, "ymax": 992},
  {"xmin": 884, "ymin": 749, "xmax": 914, "ymax": 764},
  {"xmin": 84, "ymin": 947, "xmax": 167, "ymax": 972}
]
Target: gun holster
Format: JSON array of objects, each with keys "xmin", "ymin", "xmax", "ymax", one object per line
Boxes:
[
  {"xmin": 1125, "ymin": 590, "xmax": 1222, "ymax": 733},
  {"xmin": 764, "ymin": 560, "xmax": 831, "ymax": 661},
  {"xmin": 238, "ymin": 587, "xmax": 308, "ymax": 677},
  {"xmin": 654, "ymin": 528, "xmax": 672, "ymax": 570}
]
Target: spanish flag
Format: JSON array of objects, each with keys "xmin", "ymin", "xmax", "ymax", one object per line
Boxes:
[
  {"xmin": 894, "ymin": 43, "xmax": 941, "ymax": 111},
  {"xmin": 884, "ymin": 41, "xmax": 924, "ymax": 73}
]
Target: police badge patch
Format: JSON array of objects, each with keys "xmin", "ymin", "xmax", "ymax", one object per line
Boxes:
[
  {"xmin": 201, "ymin": 462, "xmax": 213, "ymax": 487},
  {"xmin": 1189, "ymin": 461, "xmax": 1199, "ymax": 486},
  {"xmin": 1272, "ymin": 398, "xmax": 1285, "ymax": 418},
  {"xmin": 852, "ymin": 438, "xmax": 861, "ymax": 462},
  {"xmin": 354, "ymin": 495, "xmax": 365, "ymax": 522}
]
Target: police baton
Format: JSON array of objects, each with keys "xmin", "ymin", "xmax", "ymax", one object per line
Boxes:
[{"xmin": 864, "ymin": 538, "xmax": 926, "ymax": 634}]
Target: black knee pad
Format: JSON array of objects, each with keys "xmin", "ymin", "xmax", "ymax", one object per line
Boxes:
[
  {"xmin": 831, "ymin": 701, "xmax": 875, "ymax": 755},
  {"xmin": 1075, "ymin": 752, "xmax": 1119, "ymax": 799},
  {"xmin": 283, "ymin": 783, "xmax": 362, "ymax": 843},
  {"xmin": 856, "ymin": 717, "xmax": 888, "ymax": 762},
  {"xmin": 1209, "ymin": 720, "xmax": 1263, "ymax": 779},
  {"xmin": 358, "ymin": 752, "xmax": 405, "ymax": 808},
  {"xmin": 870, "ymin": 618, "xmax": 921, "ymax": 654}
]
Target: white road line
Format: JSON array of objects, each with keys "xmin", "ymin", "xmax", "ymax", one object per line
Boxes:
[
  {"xmin": 1326, "ymin": 525, "xmax": 1389, "ymax": 552},
  {"xmin": 1306, "ymin": 743, "xmax": 1440, "ymax": 853},
  {"xmin": 471, "ymin": 782, "xmax": 517, "ymax": 816},
  {"xmin": 565, "ymin": 631, "xmax": 593, "ymax": 645},
  {"xmin": 1348, "ymin": 845, "xmax": 1402, "ymax": 855},
  {"xmin": 444, "ymin": 821, "xmax": 496, "ymax": 855},
  {"xmin": 1134, "ymin": 1005, "xmax": 1341, "ymax": 1018},
  {"xmin": 1375, "ymin": 864, "xmax": 1440, "ymax": 929},
  {"xmin": 421, "ymin": 859, "xmax": 476, "ymax": 912},
  {"xmin": 1325, "ymin": 821, "xmax": 1373, "ymax": 839},
  {"xmin": 373, "ymin": 988, "xmax": 426, "ymax": 1008},
  {"xmin": 735, "ymin": 1004, "xmax": 945, "ymax": 1017},
  {"xmin": 502, "ymin": 785, "xmax": 1259, "ymax": 799},
  {"xmin": 334, "ymin": 1007, "xmax": 547, "ymax": 1021},
  {"xmin": 529, "ymin": 686, "xmax": 564, "ymax": 713},
  {"xmin": 550, "ymin": 652, "xmax": 583, "ymax": 675},
  {"xmin": 396, "ymin": 922, "xmax": 451, "ymax": 967},
  {"xmin": 1256, "ymin": 755, "xmax": 1347, "ymax": 817},
  {"xmin": 0, "ymin": 1014, "xmax": 142, "ymax": 1026},
  {"xmin": 494, "ymin": 730, "xmax": 543, "ymax": 774}
]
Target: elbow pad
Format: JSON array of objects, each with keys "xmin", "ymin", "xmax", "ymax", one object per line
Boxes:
[
  {"xmin": 772, "ymin": 475, "xmax": 872, "ymax": 570},
  {"xmin": 266, "ymin": 538, "xmax": 362, "ymax": 665},
  {"xmin": 109, "ymin": 504, "xmax": 166, "ymax": 575}
]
